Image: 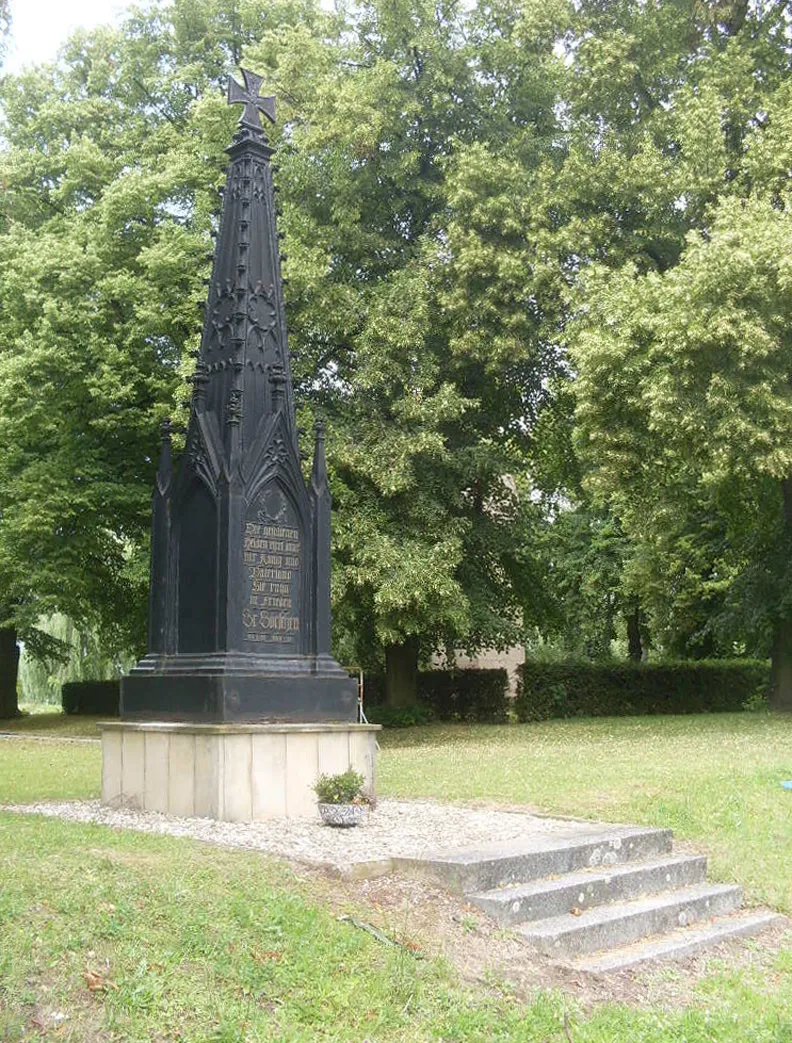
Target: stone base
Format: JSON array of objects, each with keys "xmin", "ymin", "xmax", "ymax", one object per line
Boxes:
[{"xmin": 98, "ymin": 721, "xmax": 381, "ymax": 821}]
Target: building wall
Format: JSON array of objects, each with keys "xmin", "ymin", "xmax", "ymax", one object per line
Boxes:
[{"xmin": 432, "ymin": 644, "xmax": 525, "ymax": 697}]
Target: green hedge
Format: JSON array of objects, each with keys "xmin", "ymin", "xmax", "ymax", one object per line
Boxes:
[
  {"xmin": 61, "ymin": 680, "xmax": 120, "ymax": 716},
  {"xmin": 514, "ymin": 660, "xmax": 770, "ymax": 722},
  {"xmin": 364, "ymin": 668, "xmax": 509, "ymax": 725}
]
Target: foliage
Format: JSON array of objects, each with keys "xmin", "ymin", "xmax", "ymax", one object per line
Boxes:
[
  {"xmin": 259, "ymin": 0, "xmax": 570, "ymax": 670},
  {"xmin": 312, "ymin": 768, "xmax": 365, "ymax": 805},
  {"xmin": 61, "ymin": 680, "xmax": 120, "ymax": 716},
  {"xmin": 513, "ymin": 661, "xmax": 770, "ymax": 722},
  {"xmin": 0, "ymin": 0, "xmax": 566, "ymax": 681},
  {"xmin": 535, "ymin": 507, "xmax": 637, "ymax": 660},
  {"xmin": 0, "ymin": 0, "xmax": 334, "ymax": 659},
  {"xmin": 564, "ymin": 2, "xmax": 792, "ymax": 687},
  {"xmin": 0, "ymin": 0, "xmax": 9, "ymax": 63},
  {"xmin": 18, "ymin": 614, "xmax": 132, "ymax": 705},
  {"xmin": 3, "ymin": 0, "xmax": 792, "ymax": 692}
]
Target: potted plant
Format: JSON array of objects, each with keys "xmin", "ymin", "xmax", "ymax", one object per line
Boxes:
[{"xmin": 313, "ymin": 768, "xmax": 370, "ymax": 827}]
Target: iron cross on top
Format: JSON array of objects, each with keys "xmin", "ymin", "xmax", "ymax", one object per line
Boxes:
[{"xmin": 227, "ymin": 68, "xmax": 276, "ymax": 132}]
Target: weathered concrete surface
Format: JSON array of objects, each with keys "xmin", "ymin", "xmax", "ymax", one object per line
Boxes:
[
  {"xmin": 469, "ymin": 853, "xmax": 708, "ymax": 926},
  {"xmin": 99, "ymin": 721, "xmax": 380, "ymax": 821},
  {"xmin": 517, "ymin": 882, "xmax": 744, "ymax": 958},
  {"xmin": 573, "ymin": 909, "xmax": 784, "ymax": 973},
  {"xmin": 394, "ymin": 825, "xmax": 674, "ymax": 894}
]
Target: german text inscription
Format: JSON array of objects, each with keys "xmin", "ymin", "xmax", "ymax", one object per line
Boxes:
[{"xmin": 243, "ymin": 489, "xmax": 301, "ymax": 652}]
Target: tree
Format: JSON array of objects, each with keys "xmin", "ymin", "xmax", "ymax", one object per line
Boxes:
[
  {"xmin": 0, "ymin": 0, "xmax": 9, "ymax": 62},
  {"xmin": 0, "ymin": 0, "xmax": 570, "ymax": 710},
  {"xmin": 248, "ymin": 0, "xmax": 572, "ymax": 700},
  {"xmin": 572, "ymin": 190, "xmax": 792, "ymax": 705},
  {"xmin": 0, "ymin": 0, "xmax": 318, "ymax": 714},
  {"xmin": 545, "ymin": 0, "xmax": 792, "ymax": 682}
]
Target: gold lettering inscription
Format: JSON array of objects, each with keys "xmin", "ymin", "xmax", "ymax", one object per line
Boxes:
[{"xmin": 244, "ymin": 514, "xmax": 301, "ymax": 646}]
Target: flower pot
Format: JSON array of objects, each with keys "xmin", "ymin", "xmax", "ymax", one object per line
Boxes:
[{"xmin": 318, "ymin": 802, "xmax": 368, "ymax": 827}]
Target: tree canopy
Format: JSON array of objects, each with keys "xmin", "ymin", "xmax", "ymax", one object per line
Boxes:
[{"xmin": 2, "ymin": 0, "xmax": 792, "ymax": 712}]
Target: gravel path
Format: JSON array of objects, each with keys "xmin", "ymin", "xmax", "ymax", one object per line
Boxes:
[{"xmin": 1, "ymin": 798, "xmax": 591, "ymax": 873}]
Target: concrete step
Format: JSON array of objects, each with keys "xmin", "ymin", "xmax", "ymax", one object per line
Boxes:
[
  {"xmin": 469, "ymin": 854, "xmax": 708, "ymax": 926},
  {"xmin": 572, "ymin": 910, "xmax": 784, "ymax": 973},
  {"xmin": 517, "ymin": 882, "xmax": 744, "ymax": 958},
  {"xmin": 393, "ymin": 825, "xmax": 673, "ymax": 894}
]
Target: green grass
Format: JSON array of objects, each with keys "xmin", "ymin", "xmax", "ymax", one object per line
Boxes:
[
  {"xmin": 379, "ymin": 713, "xmax": 792, "ymax": 913},
  {"xmin": 2, "ymin": 811, "xmax": 792, "ymax": 1042},
  {"xmin": 2, "ymin": 712, "xmax": 792, "ymax": 1040},
  {"xmin": 0, "ymin": 740, "xmax": 100, "ymax": 803},
  {"xmin": 1, "ymin": 709, "xmax": 104, "ymax": 738}
]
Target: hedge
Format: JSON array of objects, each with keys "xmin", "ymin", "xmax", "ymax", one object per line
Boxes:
[
  {"xmin": 514, "ymin": 660, "xmax": 770, "ymax": 722},
  {"xmin": 364, "ymin": 667, "xmax": 509, "ymax": 725},
  {"xmin": 61, "ymin": 680, "xmax": 120, "ymax": 716}
]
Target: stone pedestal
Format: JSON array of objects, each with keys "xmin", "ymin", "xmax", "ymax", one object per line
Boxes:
[{"xmin": 98, "ymin": 721, "xmax": 381, "ymax": 822}]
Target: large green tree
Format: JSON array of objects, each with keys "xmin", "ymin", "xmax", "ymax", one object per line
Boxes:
[
  {"xmin": 566, "ymin": 1, "xmax": 792, "ymax": 701},
  {"xmin": 572, "ymin": 193, "xmax": 792, "ymax": 706},
  {"xmin": 249, "ymin": 0, "xmax": 572, "ymax": 695},
  {"xmin": 536, "ymin": 0, "xmax": 792, "ymax": 681},
  {"xmin": 0, "ymin": 0, "xmax": 319, "ymax": 714}
]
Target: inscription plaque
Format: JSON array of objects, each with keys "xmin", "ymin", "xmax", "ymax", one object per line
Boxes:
[{"xmin": 243, "ymin": 487, "xmax": 301, "ymax": 653}]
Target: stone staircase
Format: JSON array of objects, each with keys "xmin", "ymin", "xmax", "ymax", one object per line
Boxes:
[{"xmin": 395, "ymin": 824, "xmax": 781, "ymax": 973}]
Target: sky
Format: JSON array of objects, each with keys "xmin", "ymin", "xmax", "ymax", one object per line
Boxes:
[{"xmin": 5, "ymin": 0, "xmax": 133, "ymax": 73}]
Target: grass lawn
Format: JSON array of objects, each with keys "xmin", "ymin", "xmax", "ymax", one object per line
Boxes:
[
  {"xmin": 380, "ymin": 712, "xmax": 792, "ymax": 914},
  {"xmin": 1, "ymin": 709, "xmax": 103, "ymax": 739},
  {"xmin": 2, "ymin": 711, "xmax": 792, "ymax": 1040}
]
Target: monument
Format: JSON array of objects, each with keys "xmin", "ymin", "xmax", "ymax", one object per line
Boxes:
[{"xmin": 99, "ymin": 70, "xmax": 379, "ymax": 820}]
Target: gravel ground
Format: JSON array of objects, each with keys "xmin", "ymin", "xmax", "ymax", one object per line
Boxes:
[{"xmin": 1, "ymin": 798, "xmax": 592, "ymax": 872}]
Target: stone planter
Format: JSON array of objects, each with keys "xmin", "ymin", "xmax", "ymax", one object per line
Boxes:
[{"xmin": 318, "ymin": 802, "xmax": 368, "ymax": 827}]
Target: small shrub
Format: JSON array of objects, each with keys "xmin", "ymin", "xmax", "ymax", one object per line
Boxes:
[
  {"xmin": 313, "ymin": 769, "xmax": 365, "ymax": 805},
  {"xmin": 61, "ymin": 680, "xmax": 120, "ymax": 716},
  {"xmin": 366, "ymin": 704, "xmax": 433, "ymax": 728}
]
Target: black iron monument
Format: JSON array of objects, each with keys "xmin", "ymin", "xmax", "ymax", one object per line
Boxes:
[{"xmin": 121, "ymin": 70, "xmax": 357, "ymax": 723}]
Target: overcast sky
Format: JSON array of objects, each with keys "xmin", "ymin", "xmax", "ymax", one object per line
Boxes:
[{"xmin": 5, "ymin": 0, "xmax": 133, "ymax": 73}]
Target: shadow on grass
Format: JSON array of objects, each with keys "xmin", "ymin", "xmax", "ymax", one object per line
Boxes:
[{"xmin": 0, "ymin": 710, "xmax": 107, "ymax": 738}]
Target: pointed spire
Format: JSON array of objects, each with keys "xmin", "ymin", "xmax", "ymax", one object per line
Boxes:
[{"xmin": 193, "ymin": 70, "xmax": 297, "ymax": 461}]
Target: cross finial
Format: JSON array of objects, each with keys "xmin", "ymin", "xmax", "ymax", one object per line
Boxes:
[{"xmin": 227, "ymin": 68, "xmax": 276, "ymax": 134}]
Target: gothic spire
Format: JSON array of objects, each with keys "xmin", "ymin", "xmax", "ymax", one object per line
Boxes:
[{"xmin": 193, "ymin": 68, "xmax": 296, "ymax": 460}]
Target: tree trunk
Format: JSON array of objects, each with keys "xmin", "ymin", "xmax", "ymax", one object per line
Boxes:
[
  {"xmin": 0, "ymin": 626, "xmax": 20, "ymax": 718},
  {"xmin": 626, "ymin": 601, "xmax": 643, "ymax": 662},
  {"xmin": 384, "ymin": 637, "xmax": 419, "ymax": 708},
  {"xmin": 771, "ymin": 478, "xmax": 792, "ymax": 711}
]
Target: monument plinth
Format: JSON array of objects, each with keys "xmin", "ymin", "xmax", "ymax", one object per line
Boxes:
[{"xmin": 103, "ymin": 70, "xmax": 377, "ymax": 820}]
